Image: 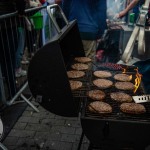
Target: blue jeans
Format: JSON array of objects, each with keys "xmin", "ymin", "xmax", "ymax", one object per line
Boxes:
[{"xmin": 15, "ymin": 27, "xmax": 25, "ymax": 69}]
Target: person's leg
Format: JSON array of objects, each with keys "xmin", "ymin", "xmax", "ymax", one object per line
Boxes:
[
  {"xmin": 15, "ymin": 27, "xmax": 25, "ymax": 69},
  {"xmin": 25, "ymin": 29, "xmax": 34, "ymax": 55},
  {"xmin": 25, "ymin": 29, "xmax": 37, "ymax": 58},
  {"xmin": 82, "ymin": 40, "xmax": 97, "ymax": 58},
  {"xmin": 15, "ymin": 27, "xmax": 26, "ymax": 77}
]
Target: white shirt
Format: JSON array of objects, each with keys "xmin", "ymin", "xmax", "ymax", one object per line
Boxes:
[
  {"xmin": 47, "ymin": 0, "xmax": 55, "ymax": 5},
  {"xmin": 30, "ymin": 0, "xmax": 41, "ymax": 7}
]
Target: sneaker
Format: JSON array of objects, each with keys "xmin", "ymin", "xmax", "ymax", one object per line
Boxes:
[
  {"xmin": 15, "ymin": 68, "xmax": 27, "ymax": 78},
  {"xmin": 21, "ymin": 60, "xmax": 29, "ymax": 65},
  {"xmin": 21, "ymin": 55, "xmax": 30, "ymax": 65}
]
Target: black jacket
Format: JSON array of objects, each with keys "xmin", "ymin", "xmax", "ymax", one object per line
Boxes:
[
  {"xmin": 0, "ymin": 0, "xmax": 26, "ymax": 15},
  {"xmin": 0, "ymin": 0, "xmax": 26, "ymax": 29}
]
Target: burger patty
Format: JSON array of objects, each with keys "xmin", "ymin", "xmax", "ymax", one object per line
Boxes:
[
  {"xmin": 74, "ymin": 57, "xmax": 92, "ymax": 63},
  {"xmin": 69, "ymin": 80, "xmax": 82, "ymax": 90},
  {"xmin": 115, "ymin": 82, "xmax": 134, "ymax": 90},
  {"xmin": 93, "ymin": 70, "xmax": 112, "ymax": 78},
  {"xmin": 114, "ymin": 73, "xmax": 132, "ymax": 82},
  {"xmin": 71, "ymin": 63, "xmax": 89, "ymax": 70},
  {"xmin": 93, "ymin": 79, "xmax": 113, "ymax": 89},
  {"xmin": 87, "ymin": 90, "xmax": 106, "ymax": 101},
  {"xmin": 67, "ymin": 70, "xmax": 85, "ymax": 78},
  {"xmin": 120, "ymin": 103, "xmax": 146, "ymax": 114},
  {"xmin": 110, "ymin": 92, "xmax": 132, "ymax": 103},
  {"xmin": 88, "ymin": 101, "xmax": 112, "ymax": 114}
]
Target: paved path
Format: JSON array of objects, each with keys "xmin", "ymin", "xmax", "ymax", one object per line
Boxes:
[{"xmin": 3, "ymin": 100, "xmax": 89, "ymax": 150}]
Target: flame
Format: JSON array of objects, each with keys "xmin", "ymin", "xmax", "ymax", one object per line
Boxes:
[
  {"xmin": 129, "ymin": 75, "xmax": 132, "ymax": 80},
  {"xmin": 122, "ymin": 67, "xmax": 142, "ymax": 93},
  {"xmin": 122, "ymin": 68, "xmax": 126, "ymax": 73},
  {"xmin": 133, "ymin": 68, "xmax": 142, "ymax": 93},
  {"xmin": 122, "ymin": 68, "xmax": 133, "ymax": 80}
]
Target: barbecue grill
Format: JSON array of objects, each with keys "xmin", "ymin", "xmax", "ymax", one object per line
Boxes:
[
  {"xmin": 80, "ymin": 69, "xmax": 150, "ymax": 150},
  {"xmin": 27, "ymin": 4, "xmax": 150, "ymax": 150}
]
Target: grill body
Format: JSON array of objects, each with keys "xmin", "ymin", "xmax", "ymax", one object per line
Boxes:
[
  {"xmin": 28, "ymin": 20, "xmax": 85, "ymax": 117},
  {"xmin": 80, "ymin": 67, "xmax": 150, "ymax": 150},
  {"xmin": 81, "ymin": 118, "xmax": 150, "ymax": 150}
]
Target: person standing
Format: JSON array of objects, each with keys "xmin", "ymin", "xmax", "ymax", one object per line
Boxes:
[
  {"xmin": 29, "ymin": 0, "xmax": 42, "ymax": 7},
  {"xmin": 0, "ymin": 0, "xmax": 26, "ymax": 97},
  {"xmin": 62, "ymin": 0, "xmax": 107, "ymax": 58},
  {"xmin": 117, "ymin": 0, "xmax": 140, "ymax": 19},
  {"xmin": 47, "ymin": 0, "xmax": 62, "ymax": 5},
  {"xmin": 117, "ymin": 0, "xmax": 150, "ymax": 26},
  {"xmin": 22, "ymin": 0, "xmax": 42, "ymax": 64}
]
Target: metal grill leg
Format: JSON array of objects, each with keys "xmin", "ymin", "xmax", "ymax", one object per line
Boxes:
[
  {"xmin": 88, "ymin": 143, "xmax": 101, "ymax": 150},
  {"xmin": 88, "ymin": 143, "xmax": 93, "ymax": 150},
  {"xmin": 77, "ymin": 131, "xmax": 85, "ymax": 150},
  {"xmin": 20, "ymin": 94, "xmax": 39, "ymax": 112},
  {"xmin": 3, "ymin": 81, "xmax": 39, "ymax": 113}
]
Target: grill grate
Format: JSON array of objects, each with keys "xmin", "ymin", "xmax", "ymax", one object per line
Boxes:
[
  {"xmin": 69, "ymin": 60, "xmax": 150, "ymax": 123},
  {"xmin": 83, "ymin": 68, "xmax": 150, "ymax": 123},
  {"xmin": 68, "ymin": 61, "xmax": 92, "ymax": 98},
  {"xmin": 83, "ymin": 98, "xmax": 150, "ymax": 123}
]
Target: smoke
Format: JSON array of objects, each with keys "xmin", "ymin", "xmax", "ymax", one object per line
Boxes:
[{"xmin": 107, "ymin": 0, "xmax": 126, "ymax": 20}]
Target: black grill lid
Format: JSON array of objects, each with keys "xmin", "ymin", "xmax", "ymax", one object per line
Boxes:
[{"xmin": 28, "ymin": 20, "xmax": 85, "ymax": 117}]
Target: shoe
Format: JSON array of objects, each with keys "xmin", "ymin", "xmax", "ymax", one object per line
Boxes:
[
  {"xmin": 21, "ymin": 60, "xmax": 29, "ymax": 65},
  {"xmin": 21, "ymin": 55, "xmax": 30, "ymax": 64},
  {"xmin": 15, "ymin": 68, "xmax": 27, "ymax": 78}
]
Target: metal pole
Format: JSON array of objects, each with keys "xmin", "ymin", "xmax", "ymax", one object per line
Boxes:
[
  {"xmin": 3, "ymin": 81, "xmax": 39, "ymax": 113},
  {"xmin": 0, "ymin": 64, "xmax": 6, "ymax": 104},
  {"xmin": 20, "ymin": 94, "xmax": 39, "ymax": 113},
  {"xmin": 5, "ymin": 81, "xmax": 28, "ymax": 106},
  {"xmin": 77, "ymin": 131, "xmax": 85, "ymax": 150},
  {"xmin": 0, "ymin": 143, "xmax": 8, "ymax": 150}
]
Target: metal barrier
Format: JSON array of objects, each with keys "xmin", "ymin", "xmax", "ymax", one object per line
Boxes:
[
  {"xmin": 0, "ymin": 5, "xmax": 61, "ymax": 149},
  {"xmin": 0, "ymin": 5, "xmax": 55, "ymax": 112}
]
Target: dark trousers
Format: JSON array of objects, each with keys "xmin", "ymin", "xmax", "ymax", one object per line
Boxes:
[{"xmin": 0, "ymin": 27, "xmax": 18, "ymax": 98}]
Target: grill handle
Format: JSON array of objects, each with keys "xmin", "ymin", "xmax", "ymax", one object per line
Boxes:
[{"xmin": 47, "ymin": 4, "xmax": 69, "ymax": 34}]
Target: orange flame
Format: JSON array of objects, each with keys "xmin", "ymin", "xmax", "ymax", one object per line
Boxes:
[
  {"xmin": 133, "ymin": 68, "xmax": 142, "ymax": 93},
  {"xmin": 122, "ymin": 68, "xmax": 133, "ymax": 80},
  {"xmin": 129, "ymin": 75, "xmax": 132, "ymax": 80},
  {"xmin": 122, "ymin": 68, "xmax": 126, "ymax": 73}
]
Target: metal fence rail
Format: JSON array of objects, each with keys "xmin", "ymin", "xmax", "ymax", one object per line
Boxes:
[
  {"xmin": 0, "ymin": 5, "xmax": 55, "ymax": 112},
  {"xmin": 0, "ymin": 5, "xmax": 61, "ymax": 149}
]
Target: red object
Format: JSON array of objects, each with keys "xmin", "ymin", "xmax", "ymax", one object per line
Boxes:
[
  {"xmin": 96, "ymin": 50, "xmax": 104, "ymax": 61},
  {"xmin": 39, "ymin": 0, "xmax": 46, "ymax": 4}
]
